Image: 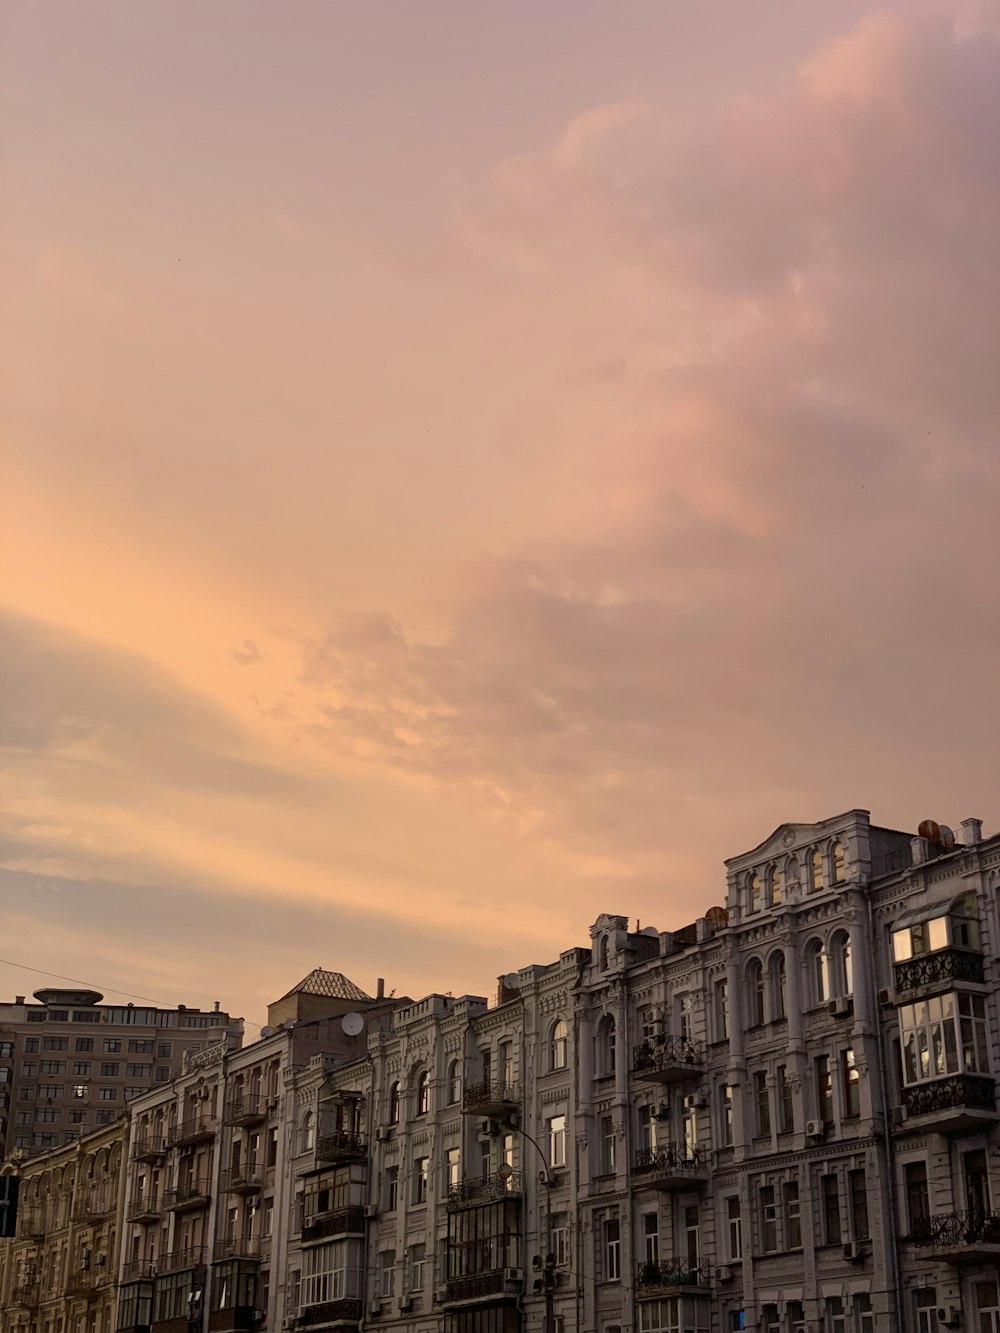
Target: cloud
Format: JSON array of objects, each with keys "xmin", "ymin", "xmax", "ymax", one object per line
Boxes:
[{"xmin": 231, "ymin": 638, "xmax": 263, "ymax": 666}]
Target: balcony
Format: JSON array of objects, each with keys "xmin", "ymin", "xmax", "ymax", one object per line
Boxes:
[
  {"xmin": 72, "ymin": 1189, "xmax": 114, "ymax": 1222},
  {"xmin": 217, "ymin": 1237, "xmax": 263, "ymax": 1261},
  {"xmin": 222, "ymin": 1165, "xmax": 264, "ymax": 1194},
  {"xmin": 444, "ymin": 1269, "xmax": 523, "ymax": 1306},
  {"xmin": 65, "ymin": 1266, "xmax": 104, "ymax": 1297},
  {"xmin": 908, "ymin": 1210, "xmax": 1000, "ymax": 1263},
  {"xmin": 636, "ymin": 1259, "xmax": 712, "ymax": 1294},
  {"xmin": 12, "ymin": 1284, "xmax": 40, "ymax": 1309},
  {"xmin": 122, "ymin": 1257, "xmax": 159, "ymax": 1281},
  {"xmin": 894, "ymin": 949, "xmax": 985, "ymax": 997},
  {"xmin": 167, "ymin": 1113, "xmax": 218, "ymax": 1148},
  {"xmin": 632, "ymin": 1144, "xmax": 711, "ymax": 1191},
  {"xmin": 127, "ymin": 1192, "xmax": 163, "ymax": 1224},
  {"xmin": 297, "ymin": 1299, "xmax": 363, "ymax": 1327},
  {"xmin": 448, "ymin": 1171, "xmax": 522, "ymax": 1210},
  {"xmin": 20, "ymin": 1208, "xmax": 45, "ymax": 1240},
  {"xmin": 462, "ymin": 1081, "xmax": 521, "ymax": 1119},
  {"xmin": 903, "ymin": 1074, "xmax": 997, "ymax": 1133},
  {"xmin": 158, "ymin": 1246, "xmax": 207, "ymax": 1274},
  {"xmin": 165, "ymin": 1180, "xmax": 211, "ymax": 1212},
  {"xmin": 633, "ymin": 1037, "xmax": 705, "ymax": 1084},
  {"xmin": 225, "ymin": 1096, "xmax": 268, "ymax": 1128},
  {"xmin": 316, "ymin": 1130, "xmax": 367, "ymax": 1165},
  {"xmin": 133, "ymin": 1134, "xmax": 166, "ymax": 1163},
  {"xmin": 301, "ymin": 1206, "xmax": 366, "ymax": 1243}
]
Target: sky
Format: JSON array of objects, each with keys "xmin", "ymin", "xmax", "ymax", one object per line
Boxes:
[{"xmin": 2, "ymin": 1, "xmax": 999, "ymax": 1031}]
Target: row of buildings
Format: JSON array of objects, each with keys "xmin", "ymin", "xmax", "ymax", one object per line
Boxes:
[{"xmin": 2, "ymin": 808, "xmax": 999, "ymax": 1333}]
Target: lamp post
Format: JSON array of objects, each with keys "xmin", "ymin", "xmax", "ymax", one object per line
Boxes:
[{"xmin": 497, "ymin": 1121, "xmax": 556, "ymax": 1333}]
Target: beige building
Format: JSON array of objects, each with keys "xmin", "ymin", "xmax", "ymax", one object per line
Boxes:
[
  {"xmin": 0, "ymin": 1118, "xmax": 126, "ymax": 1333},
  {"xmin": 0, "ymin": 990, "xmax": 242, "ymax": 1160}
]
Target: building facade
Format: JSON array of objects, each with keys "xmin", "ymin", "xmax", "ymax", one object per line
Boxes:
[{"xmin": 2, "ymin": 809, "xmax": 999, "ymax": 1333}]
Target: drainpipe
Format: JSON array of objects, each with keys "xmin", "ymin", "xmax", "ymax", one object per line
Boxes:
[{"xmin": 867, "ymin": 892, "xmax": 903, "ymax": 1333}]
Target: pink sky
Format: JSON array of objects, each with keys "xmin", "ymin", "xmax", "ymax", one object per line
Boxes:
[{"xmin": 2, "ymin": 1, "xmax": 999, "ymax": 1028}]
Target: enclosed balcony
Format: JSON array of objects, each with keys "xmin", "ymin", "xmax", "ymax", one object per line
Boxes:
[
  {"xmin": 632, "ymin": 1144, "xmax": 711, "ymax": 1191},
  {"xmin": 907, "ymin": 1210, "xmax": 1000, "ymax": 1263},
  {"xmin": 165, "ymin": 1179, "xmax": 211, "ymax": 1212},
  {"xmin": 461, "ymin": 1081, "xmax": 521, "ymax": 1119},
  {"xmin": 297, "ymin": 1299, "xmax": 363, "ymax": 1327},
  {"xmin": 447, "ymin": 1170, "xmax": 522, "ymax": 1211},
  {"xmin": 126, "ymin": 1191, "xmax": 162, "ymax": 1225},
  {"xmin": 636, "ymin": 1259, "xmax": 712, "ymax": 1295},
  {"xmin": 903, "ymin": 1074, "xmax": 997, "ymax": 1133},
  {"xmin": 315, "ymin": 1130, "xmax": 367, "ymax": 1165},
  {"xmin": 632, "ymin": 1036, "xmax": 705, "ymax": 1084},
  {"xmin": 167, "ymin": 1113, "xmax": 218, "ymax": 1148},
  {"xmin": 133, "ymin": 1134, "xmax": 166, "ymax": 1164},
  {"xmin": 225, "ymin": 1096, "xmax": 268, "ymax": 1128},
  {"xmin": 894, "ymin": 948, "xmax": 985, "ymax": 997},
  {"xmin": 222, "ymin": 1165, "xmax": 264, "ymax": 1195}
]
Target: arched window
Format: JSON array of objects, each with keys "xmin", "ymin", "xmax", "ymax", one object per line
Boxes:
[
  {"xmin": 769, "ymin": 951, "xmax": 787, "ymax": 1019},
  {"xmin": 748, "ymin": 873, "xmax": 763, "ymax": 914},
  {"xmin": 415, "ymin": 1070, "xmax": 430, "ymax": 1117},
  {"xmin": 597, "ymin": 1015, "xmax": 616, "ymax": 1076},
  {"xmin": 299, "ymin": 1110, "xmax": 314, "ymax": 1153},
  {"xmin": 807, "ymin": 939, "xmax": 829, "ymax": 1004},
  {"xmin": 447, "ymin": 1060, "xmax": 461, "ymax": 1105},
  {"xmin": 599, "ymin": 937, "xmax": 610, "ymax": 972},
  {"xmin": 550, "ymin": 1020, "xmax": 569, "ymax": 1071},
  {"xmin": 832, "ymin": 842, "xmax": 846, "ymax": 884},
  {"xmin": 768, "ymin": 864, "xmax": 783, "ymax": 907},
  {"xmin": 746, "ymin": 959, "xmax": 765, "ymax": 1027},
  {"xmin": 831, "ymin": 932, "xmax": 852, "ymax": 996},
  {"xmin": 809, "ymin": 849, "xmax": 825, "ymax": 893},
  {"xmin": 387, "ymin": 1082, "xmax": 400, "ymax": 1125}
]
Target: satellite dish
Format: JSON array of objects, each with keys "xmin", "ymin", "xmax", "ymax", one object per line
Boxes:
[
  {"xmin": 259, "ymin": 1026, "xmax": 273, "ymax": 1038},
  {"xmin": 939, "ymin": 825, "xmax": 956, "ymax": 850},
  {"xmin": 706, "ymin": 906, "xmax": 729, "ymax": 933},
  {"xmin": 341, "ymin": 1012, "xmax": 365, "ymax": 1037},
  {"xmin": 366, "ymin": 1020, "xmax": 382, "ymax": 1035},
  {"xmin": 497, "ymin": 1163, "xmax": 513, "ymax": 1180},
  {"xmin": 502, "ymin": 974, "xmax": 520, "ymax": 992},
  {"xmin": 918, "ymin": 820, "xmax": 941, "ymax": 843}
]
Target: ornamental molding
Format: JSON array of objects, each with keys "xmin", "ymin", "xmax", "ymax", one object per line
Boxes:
[{"xmin": 541, "ymin": 1086, "xmax": 570, "ymax": 1106}]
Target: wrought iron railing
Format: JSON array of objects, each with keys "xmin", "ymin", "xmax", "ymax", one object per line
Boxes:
[
  {"xmin": 633, "ymin": 1144, "xmax": 710, "ymax": 1175},
  {"xmin": 636, "ymin": 1259, "xmax": 711, "ymax": 1290},
  {"xmin": 12, "ymin": 1284, "xmax": 40, "ymax": 1308},
  {"xmin": 447, "ymin": 1170, "xmax": 522, "ymax": 1207},
  {"xmin": 165, "ymin": 1179, "xmax": 211, "ymax": 1209},
  {"xmin": 301, "ymin": 1206, "xmax": 366, "ymax": 1241},
  {"xmin": 894, "ymin": 949, "xmax": 985, "ymax": 993},
  {"xmin": 316, "ymin": 1129, "xmax": 368, "ymax": 1161},
  {"xmin": 157, "ymin": 1245, "xmax": 206, "ymax": 1274},
  {"xmin": 462, "ymin": 1081, "xmax": 521, "ymax": 1112},
  {"xmin": 221, "ymin": 1165, "xmax": 264, "ymax": 1192},
  {"xmin": 445, "ymin": 1270, "xmax": 511, "ymax": 1303},
  {"xmin": 633, "ymin": 1036, "xmax": 705, "ymax": 1076},
  {"xmin": 126, "ymin": 1191, "xmax": 162, "ymax": 1222},
  {"xmin": 132, "ymin": 1133, "xmax": 165, "ymax": 1161},
  {"xmin": 904, "ymin": 1073, "xmax": 995, "ymax": 1118},
  {"xmin": 225, "ymin": 1095, "xmax": 268, "ymax": 1126},
  {"xmin": 908, "ymin": 1210, "xmax": 1000, "ymax": 1248},
  {"xmin": 71, "ymin": 1188, "xmax": 114, "ymax": 1221},
  {"xmin": 167, "ymin": 1113, "xmax": 218, "ymax": 1146},
  {"xmin": 121, "ymin": 1257, "xmax": 158, "ymax": 1281},
  {"xmin": 65, "ymin": 1265, "xmax": 103, "ymax": 1295},
  {"xmin": 298, "ymin": 1298, "xmax": 363, "ymax": 1326},
  {"xmin": 218, "ymin": 1237, "xmax": 263, "ymax": 1260}
]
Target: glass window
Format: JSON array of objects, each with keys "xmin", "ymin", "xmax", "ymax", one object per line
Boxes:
[
  {"xmin": 387, "ymin": 1082, "xmax": 400, "ymax": 1125},
  {"xmin": 849, "ymin": 1168, "xmax": 869, "ymax": 1240},
  {"xmin": 720, "ymin": 1084, "xmax": 734, "ymax": 1145},
  {"xmin": 783, "ymin": 1179, "xmax": 801, "ymax": 1248},
  {"xmin": 768, "ymin": 865, "xmax": 782, "ymax": 907},
  {"xmin": 904, "ymin": 1161, "xmax": 929, "ymax": 1234},
  {"xmin": 413, "ymin": 1156, "xmax": 429, "ymax": 1204},
  {"xmin": 385, "ymin": 1165, "xmax": 399, "ymax": 1213},
  {"xmin": 809, "ymin": 941, "xmax": 829, "ymax": 1004},
  {"xmin": 810, "ymin": 849, "xmax": 825, "ymax": 892},
  {"xmin": 549, "ymin": 1114, "xmax": 566, "ymax": 1168},
  {"xmin": 601, "ymin": 1117, "xmax": 616, "ymax": 1174},
  {"xmin": 75, "ymin": 1038, "xmax": 94, "ymax": 1052},
  {"xmin": 900, "ymin": 992, "xmax": 990, "ymax": 1084},
  {"xmin": 822, "ymin": 1173, "xmax": 841, "ymax": 1244},
  {"xmin": 777, "ymin": 1065, "xmax": 794, "ymax": 1133},
  {"xmin": 759, "ymin": 1184, "xmax": 777, "ymax": 1252},
  {"xmin": 379, "ymin": 1250, "xmax": 395, "ymax": 1298},
  {"xmin": 42, "ymin": 1036, "xmax": 68, "ymax": 1051},
  {"xmin": 550, "ymin": 1020, "xmax": 568, "ymax": 1071},
  {"xmin": 604, "ymin": 1218, "xmax": 620, "ymax": 1281},
  {"xmin": 727, "ymin": 1196, "xmax": 742, "ymax": 1259},
  {"xmin": 843, "ymin": 1049, "xmax": 861, "ymax": 1118},
  {"xmin": 447, "ymin": 1060, "xmax": 461, "ymax": 1104},
  {"xmin": 832, "ymin": 842, "xmax": 846, "ymax": 883},
  {"xmin": 98, "ymin": 1087, "xmax": 118, "ymax": 1101},
  {"xmin": 754, "ymin": 1072, "xmax": 770, "ymax": 1137},
  {"xmin": 913, "ymin": 1289, "xmax": 938, "ymax": 1333},
  {"xmin": 748, "ymin": 873, "xmax": 763, "ymax": 914},
  {"xmin": 642, "ymin": 1212, "xmax": 659, "ymax": 1264},
  {"xmin": 747, "ymin": 961, "xmax": 765, "ymax": 1027},
  {"xmin": 854, "ymin": 1293, "xmax": 874, "ymax": 1333},
  {"xmin": 552, "ymin": 1213, "xmax": 570, "ymax": 1266},
  {"xmin": 446, "ymin": 1147, "xmax": 460, "ymax": 1190},
  {"xmin": 23, "ymin": 1038, "xmax": 39, "ymax": 1052},
  {"xmin": 815, "ymin": 1055, "xmax": 834, "ymax": 1123},
  {"xmin": 415, "ymin": 1071, "xmax": 430, "ymax": 1117},
  {"xmin": 715, "ymin": 981, "xmax": 729, "ymax": 1041},
  {"xmin": 771, "ymin": 953, "xmax": 787, "ymax": 1020},
  {"xmin": 409, "ymin": 1243, "xmax": 425, "ymax": 1291},
  {"xmin": 103, "ymin": 1040, "xmax": 122, "ymax": 1053},
  {"xmin": 825, "ymin": 1296, "xmax": 846, "ymax": 1333}
]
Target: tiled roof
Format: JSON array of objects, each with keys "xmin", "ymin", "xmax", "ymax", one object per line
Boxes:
[{"xmin": 276, "ymin": 969, "xmax": 371, "ymax": 1004}]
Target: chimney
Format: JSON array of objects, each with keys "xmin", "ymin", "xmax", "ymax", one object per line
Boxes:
[
  {"xmin": 961, "ymin": 818, "xmax": 983, "ymax": 846},
  {"xmin": 213, "ymin": 1000, "xmax": 221, "ymax": 1013},
  {"xmin": 376, "ymin": 978, "xmax": 385, "ymax": 1000},
  {"xmin": 15, "ymin": 996, "xmax": 24, "ymax": 1006}
]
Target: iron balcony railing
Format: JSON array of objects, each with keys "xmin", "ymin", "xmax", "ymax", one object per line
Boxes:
[
  {"xmin": 165, "ymin": 1179, "xmax": 211, "ymax": 1210},
  {"xmin": 166, "ymin": 1113, "xmax": 218, "ymax": 1147},
  {"xmin": 121, "ymin": 1257, "xmax": 158, "ymax": 1282},
  {"xmin": 904, "ymin": 1073, "xmax": 996, "ymax": 1118},
  {"xmin": 633, "ymin": 1144, "xmax": 711, "ymax": 1175},
  {"xmin": 908, "ymin": 1210, "xmax": 1000, "ymax": 1248},
  {"xmin": 447, "ymin": 1170, "xmax": 522, "ymax": 1208},
  {"xmin": 301, "ymin": 1206, "xmax": 366, "ymax": 1242},
  {"xmin": 225, "ymin": 1095, "xmax": 268, "ymax": 1127},
  {"xmin": 316, "ymin": 1129, "xmax": 368, "ymax": 1162},
  {"xmin": 132, "ymin": 1134, "xmax": 166, "ymax": 1162},
  {"xmin": 71, "ymin": 1189, "xmax": 114, "ymax": 1222},
  {"xmin": 13, "ymin": 1284, "xmax": 40, "ymax": 1309},
  {"xmin": 444, "ymin": 1269, "xmax": 520, "ymax": 1304},
  {"xmin": 894, "ymin": 948, "xmax": 985, "ymax": 994},
  {"xmin": 462, "ymin": 1081, "xmax": 521, "ymax": 1114},
  {"xmin": 871, "ymin": 846, "xmax": 914, "ymax": 878},
  {"xmin": 218, "ymin": 1237, "xmax": 263, "ymax": 1260},
  {"xmin": 222, "ymin": 1165, "xmax": 264, "ymax": 1193},
  {"xmin": 633, "ymin": 1036, "xmax": 705, "ymax": 1078},
  {"xmin": 157, "ymin": 1245, "xmax": 207, "ymax": 1274},
  {"xmin": 636, "ymin": 1259, "xmax": 712, "ymax": 1291},
  {"xmin": 65, "ymin": 1265, "xmax": 103, "ymax": 1296},
  {"xmin": 298, "ymin": 1298, "xmax": 363, "ymax": 1326},
  {"xmin": 127, "ymin": 1191, "xmax": 162, "ymax": 1223},
  {"xmin": 20, "ymin": 1208, "xmax": 45, "ymax": 1239}
]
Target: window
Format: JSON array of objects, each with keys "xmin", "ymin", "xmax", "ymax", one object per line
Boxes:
[
  {"xmin": 678, "ymin": 995, "xmax": 693, "ymax": 1043},
  {"xmin": 155, "ymin": 1066, "xmax": 170, "ymax": 1082},
  {"xmin": 548, "ymin": 1114, "xmax": 566, "ymax": 1167},
  {"xmin": 379, "ymin": 1250, "xmax": 396, "ymax": 1298},
  {"xmin": 759, "ymin": 1184, "xmax": 777, "ymax": 1252},
  {"xmin": 446, "ymin": 1147, "xmax": 460, "ymax": 1191},
  {"xmin": 552, "ymin": 1213, "xmax": 570, "ymax": 1266},
  {"xmin": 100, "ymin": 1063, "xmax": 119, "ymax": 1077},
  {"xmin": 777, "ymin": 1065, "xmax": 794, "ymax": 1133},
  {"xmin": 20, "ymin": 1063, "xmax": 36, "ymax": 1078},
  {"xmin": 596, "ymin": 1015, "xmax": 616, "ymax": 1076},
  {"xmin": 385, "ymin": 1165, "xmax": 399, "ymax": 1212},
  {"xmin": 40, "ymin": 1060, "xmax": 66, "ymax": 1075},
  {"xmin": 36, "ymin": 1107, "xmax": 61, "ymax": 1123},
  {"xmin": 413, "ymin": 1156, "xmax": 429, "ymax": 1204},
  {"xmin": 0, "ymin": 1041, "xmax": 11, "ymax": 1057},
  {"xmin": 768, "ymin": 864, "xmax": 782, "ymax": 907},
  {"xmin": 601, "ymin": 1117, "xmax": 616, "ymax": 1174},
  {"xmin": 715, "ymin": 981, "xmax": 729, "ymax": 1041},
  {"xmin": 684, "ymin": 1204, "xmax": 700, "ymax": 1265},
  {"xmin": 787, "ymin": 1301, "xmax": 805, "ymax": 1333},
  {"xmin": 300, "ymin": 1240, "xmax": 364, "ymax": 1307},
  {"xmin": 832, "ymin": 841, "xmax": 846, "ymax": 882},
  {"xmin": 546, "ymin": 1018, "xmax": 569, "ymax": 1072},
  {"xmin": 760, "ymin": 1307, "xmax": 779, "ymax": 1333},
  {"xmin": 97, "ymin": 1087, "xmax": 118, "ymax": 1101},
  {"xmin": 387, "ymin": 1082, "xmax": 400, "ymax": 1125},
  {"xmin": 42, "ymin": 1036, "xmax": 68, "ymax": 1050},
  {"xmin": 126, "ymin": 1063, "xmax": 150, "ymax": 1077},
  {"xmin": 128, "ymin": 1039, "xmax": 154, "ymax": 1054},
  {"xmin": 842, "ymin": 1048, "xmax": 861, "ymax": 1118},
  {"xmin": 849, "ymin": 1168, "xmax": 869, "ymax": 1240},
  {"xmin": 415, "ymin": 1071, "xmax": 430, "ymax": 1117},
  {"xmin": 854, "ymin": 1293, "xmax": 874, "ymax": 1333},
  {"xmin": 599, "ymin": 936, "xmax": 610, "ymax": 971},
  {"xmin": 499, "ymin": 1042, "xmax": 513, "ymax": 1085},
  {"xmin": 822, "ymin": 1173, "xmax": 841, "ymax": 1244},
  {"xmin": 447, "ymin": 1060, "xmax": 461, "ymax": 1104},
  {"xmin": 604, "ymin": 1217, "xmax": 621, "ymax": 1281},
  {"xmin": 748, "ymin": 873, "xmax": 763, "ymax": 914},
  {"xmin": 72, "ymin": 1062, "xmax": 91, "ymax": 1076},
  {"xmin": 754, "ymin": 1071, "xmax": 770, "ymax": 1137},
  {"xmin": 900, "ymin": 992, "xmax": 990, "ymax": 1083},
  {"xmin": 727, "ymin": 1197, "xmax": 742, "ymax": 1259},
  {"xmin": 69, "ymin": 1110, "xmax": 85, "ymax": 1124},
  {"xmin": 808, "ymin": 940, "xmax": 829, "ymax": 1004},
  {"xmin": 815, "ymin": 1055, "xmax": 834, "ymax": 1123},
  {"xmin": 913, "ymin": 1290, "xmax": 938, "ymax": 1333},
  {"xmin": 75, "ymin": 1038, "xmax": 94, "ymax": 1052},
  {"xmin": 783, "ymin": 1179, "xmax": 801, "ymax": 1248},
  {"xmin": 809, "ymin": 848, "xmax": 825, "ymax": 892},
  {"xmin": 409, "ymin": 1243, "xmax": 425, "ymax": 1291},
  {"xmin": 23, "ymin": 1038, "xmax": 39, "ymax": 1052},
  {"xmin": 642, "ymin": 1212, "xmax": 659, "ymax": 1264},
  {"xmin": 96, "ymin": 1110, "xmax": 115, "ymax": 1124},
  {"xmin": 125, "ymin": 1086, "xmax": 149, "ymax": 1100},
  {"xmin": 770, "ymin": 952, "xmax": 787, "ymax": 1020},
  {"xmin": 720, "ymin": 1084, "xmax": 733, "ymax": 1145},
  {"xmin": 300, "ymin": 1110, "xmax": 314, "ymax": 1153},
  {"xmin": 831, "ymin": 933, "xmax": 853, "ymax": 996},
  {"xmin": 747, "ymin": 960, "xmax": 765, "ymax": 1027},
  {"xmin": 103, "ymin": 1039, "xmax": 122, "ymax": 1053},
  {"xmin": 904, "ymin": 1160, "xmax": 930, "ymax": 1235},
  {"xmin": 825, "ymin": 1296, "xmax": 846, "ymax": 1333},
  {"xmin": 72, "ymin": 1084, "xmax": 87, "ymax": 1099},
  {"xmin": 158, "ymin": 1042, "xmax": 172, "ymax": 1058}
]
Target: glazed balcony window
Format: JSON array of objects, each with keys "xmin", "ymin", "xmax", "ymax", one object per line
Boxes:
[{"xmin": 900, "ymin": 992, "xmax": 990, "ymax": 1085}]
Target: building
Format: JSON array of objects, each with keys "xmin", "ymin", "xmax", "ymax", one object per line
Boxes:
[
  {"xmin": 0, "ymin": 1117, "xmax": 127, "ymax": 1333},
  {"xmin": 0, "ymin": 990, "xmax": 243, "ymax": 1160}
]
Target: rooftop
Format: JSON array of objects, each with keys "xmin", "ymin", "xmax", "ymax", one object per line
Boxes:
[{"xmin": 275, "ymin": 969, "xmax": 372, "ymax": 1004}]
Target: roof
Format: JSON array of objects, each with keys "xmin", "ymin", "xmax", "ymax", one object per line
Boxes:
[{"xmin": 275, "ymin": 969, "xmax": 372, "ymax": 1004}]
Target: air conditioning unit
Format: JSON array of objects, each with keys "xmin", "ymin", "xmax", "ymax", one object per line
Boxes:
[
  {"xmin": 843, "ymin": 1241, "xmax": 864, "ymax": 1264},
  {"xmin": 503, "ymin": 1268, "xmax": 523, "ymax": 1288},
  {"xmin": 363, "ymin": 1204, "xmax": 379, "ymax": 1219},
  {"xmin": 652, "ymin": 1102, "xmax": 670, "ymax": 1121},
  {"xmin": 369, "ymin": 1304, "xmax": 382, "ymax": 1319},
  {"xmin": 939, "ymin": 1308, "xmax": 962, "ymax": 1330},
  {"xmin": 878, "ymin": 988, "xmax": 893, "ymax": 1007},
  {"xmin": 805, "ymin": 1119, "xmax": 825, "ymax": 1139},
  {"xmin": 399, "ymin": 1297, "xmax": 413, "ymax": 1312},
  {"xmin": 690, "ymin": 1093, "xmax": 709, "ymax": 1110},
  {"xmin": 435, "ymin": 1288, "xmax": 448, "ymax": 1305},
  {"xmin": 829, "ymin": 997, "xmax": 852, "ymax": 1018},
  {"xmin": 375, "ymin": 1127, "xmax": 391, "ymax": 1142},
  {"xmin": 283, "ymin": 1317, "xmax": 297, "ymax": 1330},
  {"xmin": 717, "ymin": 1263, "xmax": 735, "ymax": 1283},
  {"xmin": 891, "ymin": 1107, "xmax": 904, "ymax": 1128},
  {"xmin": 251, "ymin": 1310, "xmax": 265, "ymax": 1323}
]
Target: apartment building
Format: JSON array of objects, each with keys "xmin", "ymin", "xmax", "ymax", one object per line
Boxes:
[
  {"xmin": 0, "ymin": 1116, "xmax": 126, "ymax": 1333},
  {"xmin": 0, "ymin": 989, "xmax": 243, "ymax": 1159}
]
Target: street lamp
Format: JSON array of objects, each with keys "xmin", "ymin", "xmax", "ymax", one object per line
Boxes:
[{"xmin": 495, "ymin": 1121, "xmax": 558, "ymax": 1333}]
